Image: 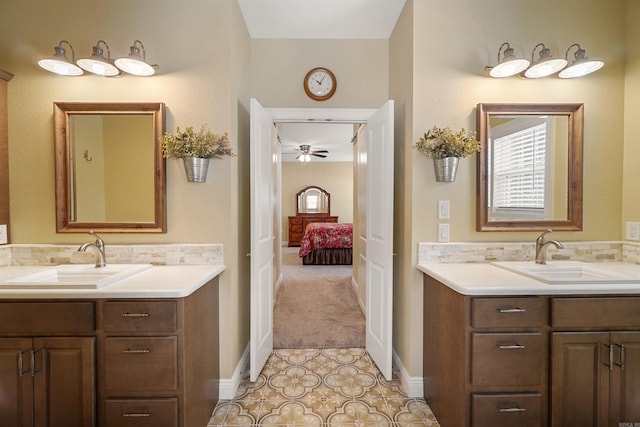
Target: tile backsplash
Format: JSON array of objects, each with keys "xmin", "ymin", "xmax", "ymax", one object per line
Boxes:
[
  {"xmin": 418, "ymin": 241, "xmax": 640, "ymax": 264},
  {"xmin": 0, "ymin": 244, "xmax": 224, "ymax": 267}
]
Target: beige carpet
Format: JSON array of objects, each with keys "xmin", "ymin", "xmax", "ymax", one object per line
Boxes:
[{"xmin": 273, "ymin": 247, "xmax": 365, "ymax": 348}]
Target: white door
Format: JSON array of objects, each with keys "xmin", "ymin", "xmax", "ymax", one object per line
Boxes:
[
  {"xmin": 250, "ymin": 98, "xmax": 276, "ymax": 381},
  {"xmin": 362, "ymin": 101, "xmax": 394, "ymax": 380}
]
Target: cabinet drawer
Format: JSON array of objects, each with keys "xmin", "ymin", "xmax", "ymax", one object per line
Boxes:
[
  {"xmin": 0, "ymin": 301, "xmax": 94, "ymax": 334},
  {"xmin": 472, "ymin": 297, "xmax": 545, "ymax": 328},
  {"xmin": 104, "ymin": 337, "xmax": 178, "ymax": 391},
  {"xmin": 103, "ymin": 301, "xmax": 176, "ymax": 333},
  {"xmin": 472, "ymin": 393, "xmax": 542, "ymax": 427},
  {"xmin": 471, "ymin": 333, "xmax": 543, "ymax": 386},
  {"xmin": 289, "ymin": 223, "xmax": 303, "ymax": 232},
  {"xmin": 105, "ymin": 398, "xmax": 178, "ymax": 427},
  {"xmin": 552, "ymin": 297, "xmax": 640, "ymax": 328}
]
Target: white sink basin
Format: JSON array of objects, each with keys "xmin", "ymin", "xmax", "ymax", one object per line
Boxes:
[
  {"xmin": 3, "ymin": 264, "xmax": 153, "ymax": 289},
  {"xmin": 492, "ymin": 261, "xmax": 640, "ymax": 284}
]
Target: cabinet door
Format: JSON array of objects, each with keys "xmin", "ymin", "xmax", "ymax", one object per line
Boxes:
[
  {"xmin": 0, "ymin": 338, "xmax": 34, "ymax": 427},
  {"xmin": 33, "ymin": 337, "xmax": 95, "ymax": 427},
  {"xmin": 551, "ymin": 332, "xmax": 609, "ymax": 427},
  {"xmin": 610, "ymin": 331, "xmax": 640, "ymax": 426}
]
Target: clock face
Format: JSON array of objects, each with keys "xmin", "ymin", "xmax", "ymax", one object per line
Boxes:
[{"xmin": 304, "ymin": 67, "xmax": 336, "ymax": 101}]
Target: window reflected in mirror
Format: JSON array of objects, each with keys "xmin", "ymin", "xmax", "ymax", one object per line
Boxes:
[
  {"xmin": 296, "ymin": 186, "xmax": 330, "ymax": 215},
  {"xmin": 477, "ymin": 103, "xmax": 583, "ymax": 232}
]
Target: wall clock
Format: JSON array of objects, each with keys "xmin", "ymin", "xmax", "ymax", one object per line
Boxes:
[{"xmin": 303, "ymin": 67, "xmax": 337, "ymax": 101}]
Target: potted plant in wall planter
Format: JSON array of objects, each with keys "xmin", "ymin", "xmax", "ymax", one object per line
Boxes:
[
  {"xmin": 414, "ymin": 126, "xmax": 481, "ymax": 182},
  {"xmin": 161, "ymin": 125, "xmax": 235, "ymax": 182}
]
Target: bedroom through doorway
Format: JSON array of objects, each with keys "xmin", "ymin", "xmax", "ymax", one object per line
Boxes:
[{"xmin": 274, "ymin": 122, "xmax": 364, "ymax": 348}]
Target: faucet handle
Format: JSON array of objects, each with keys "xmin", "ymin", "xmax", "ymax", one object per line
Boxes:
[
  {"xmin": 88, "ymin": 231, "xmax": 104, "ymax": 249},
  {"xmin": 537, "ymin": 229, "xmax": 553, "ymax": 242}
]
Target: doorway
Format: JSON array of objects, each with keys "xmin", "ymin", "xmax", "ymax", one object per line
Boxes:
[
  {"xmin": 250, "ymin": 99, "xmax": 394, "ymax": 381},
  {"xmin": 275, "ymin": 121, "xmax": 363, "ymax": 348}
]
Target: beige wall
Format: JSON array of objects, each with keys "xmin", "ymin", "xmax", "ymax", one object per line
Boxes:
[
  {"xmin": 281, "ymin": 162, "xmax": 353, "ymax": 240},
  {"xmin": 1, "ymin": 0, "xmax": 636, "ymax": 386},
  {"xmin": 0, "ymin": 0, "xmax": 252, "ymax": 379},
  {"xmin": 622, "ymin": 0, "xmax": 640, "ymax": 232}
]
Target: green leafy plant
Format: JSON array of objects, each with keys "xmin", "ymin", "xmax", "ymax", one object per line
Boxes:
[
  {"xmin": 161, "ymin": 125, "xmax": 235, "ymax": 159},
  {"xmin": 414, "ymin": 126, "xmax": 480, "ymax": 159}
]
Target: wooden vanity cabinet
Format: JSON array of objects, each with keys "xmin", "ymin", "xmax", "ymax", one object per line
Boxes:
[
  {"xmin": 0, "ymin": 302, "xmax": 96, "ymax": 427},
  {"xmin": 97, "ymin": 278, "xmax": 219, "ymax": 427},
  {"xmin": 0, "ymin": 276, "xmax": 219, "ymax": 427},
  {"xmin": 423, "ymin": 276, "xmax": 548, "ymax": 427},
  {"xmin": 550, "ymin": 297, "xmax": 640, "ymax": 427},
  {"xmin": 424, "ymin": 274, "xmax": 640, "ymax": 427}
]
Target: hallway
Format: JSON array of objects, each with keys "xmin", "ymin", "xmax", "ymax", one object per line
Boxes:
[{"xmin": 208, "ymin": 348, "xmax": 439, "ymax": 426}]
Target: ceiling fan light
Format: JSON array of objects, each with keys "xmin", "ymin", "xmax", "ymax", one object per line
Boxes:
[
  {"xmin": 38, "ymin": 41, "xmax": 83, "ymax": 76},
  {"xmin": 558, "ymin": 44, "xmax": 604, "ymax": 78}
]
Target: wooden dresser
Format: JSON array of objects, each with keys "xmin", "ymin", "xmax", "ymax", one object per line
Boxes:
[{"xmin": 288, "ymin": 215, "xmax": 338, "ymax": 247}]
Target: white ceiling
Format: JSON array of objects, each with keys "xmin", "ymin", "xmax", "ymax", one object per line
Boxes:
[
  {"xmin": 279, "ymin": 122, "xmax": 356, "ymax": 162},
  {"xmin": 239, "ymin": 0, "xmax": 405, "ymax": 162},
  {"xmin": 237, "ymin": 0, "xmax": 406, "ymax": 39}
]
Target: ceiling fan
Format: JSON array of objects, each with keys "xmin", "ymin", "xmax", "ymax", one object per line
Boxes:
[{"xmin": 292, "ymin": 144, "xmax": 329, "ymax": 162}]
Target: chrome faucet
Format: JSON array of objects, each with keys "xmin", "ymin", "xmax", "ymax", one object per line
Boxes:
[
  {"xmin": 535, "ymin": 229, "xmax": 564, "ymax": 264},
  {"xmin": 78, "ymin": 231, "xmax": 106, "ymax": 268}
]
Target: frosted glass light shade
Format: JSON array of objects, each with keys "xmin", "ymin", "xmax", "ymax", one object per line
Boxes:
[{"xmin": 38, "ymin": 42, "xmax": 83, "ymax": 76}]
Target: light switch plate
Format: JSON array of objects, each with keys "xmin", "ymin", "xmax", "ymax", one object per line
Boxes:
[
  {"xmin": 0, "ymin": 224, "xmax": 7, "ymax": 244},
  {"xmin": 438, "ymin": 223, "xmax": 450, "ymax": 242},
  {"xmin": 626, "ymin": 222, "xmax": 640, "ymax": 241},
  {"xmin": 438, "ymin": 200, "xmax": 450, "ymax": 219}
]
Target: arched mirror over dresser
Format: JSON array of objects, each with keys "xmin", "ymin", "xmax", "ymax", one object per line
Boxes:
[{"xmin": 288, "ymin": 186, "xmax": 338, "ymax": 246}]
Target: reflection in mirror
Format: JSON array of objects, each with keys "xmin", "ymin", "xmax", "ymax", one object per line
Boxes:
[
  {"xmin": 54, "ymin": 102, "xmax": 166, "ymax": 233},
  {"xmin": 476, "ymin": 103, "xmax": 583, "ymax": 232},
  {"xmin": 297, "ymin": 186, "xmax": 330, "ymax": 215}
]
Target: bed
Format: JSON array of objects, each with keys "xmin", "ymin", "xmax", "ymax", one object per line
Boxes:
[{"xmin": 299, "ymin": 222, "xmax": 353, "ymax": 265}]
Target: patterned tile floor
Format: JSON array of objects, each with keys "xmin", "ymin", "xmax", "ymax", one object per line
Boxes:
[{"xmin": 208, "ymin": 348, "xmax": 440, "ymax": 426}]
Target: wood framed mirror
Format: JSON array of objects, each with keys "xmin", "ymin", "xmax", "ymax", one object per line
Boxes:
[
  {"xmin": 296, "ymin": 186, "xmax": 330, "ymax": 215},
  {"xmin": 476, "ymin": 103, "xmax": 583, "ymax": 232},
  {"xmin": 54, "ymin": 102, "xmax": 166, "ymax": 233}
]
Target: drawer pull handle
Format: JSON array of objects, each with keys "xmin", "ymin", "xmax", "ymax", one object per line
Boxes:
[
  {"xmin": 121, "ymin": 312, "xmax": 150, "ymax": 318},
  {"xmin": 497, "ymin": 307, "xmax": 526, "ymax": 313},
  {"xmin": 122, "ymin": 348, "xmax": 151, "ymax": 354},
  {"xmin": 615, "ymin": 343, "xmax": 626, "ymax": 370},
  {"xmin": 498, "ymin": 344, "xmax": 526, "ymax": 350},
  {"xmin": 123, "ymin": 412, "xmax": 151, "ymax": 417},
  {"xmin": 499, "ymin": 407, "xmax": 526, "ymax": 413}
]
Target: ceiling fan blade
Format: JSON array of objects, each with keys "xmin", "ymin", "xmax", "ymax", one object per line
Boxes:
[
  {"xmin": 311, "ymin": 150, "xmax": 329, "ymax": 154},
  {"xmin": 312, "ymin": 153, "xmax": 327, "ymax": 158}
]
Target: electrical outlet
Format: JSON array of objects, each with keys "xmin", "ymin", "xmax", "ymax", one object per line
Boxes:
[
  {"xmin": 438, "ymin": 223, "xmax": 450, "ymax": 243},
  {"xmin": 0, "ymin": 224, "xmax": 6, "ymax": 244},
  {"xmin": 438, "ymin": 200, "xmax": 450, "ymax": 219},
  {"xmin": 626, "ymin": 222, "xmax": 640, "ymax": 241}
]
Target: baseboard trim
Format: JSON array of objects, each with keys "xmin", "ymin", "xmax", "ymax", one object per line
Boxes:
[
  {"xmin": 218, "ymin": 343, "xmax": 250, "ymax": 400},
  {"xmin": 393, "ymin": 348, "xmax": 424, "ymax": 398}
]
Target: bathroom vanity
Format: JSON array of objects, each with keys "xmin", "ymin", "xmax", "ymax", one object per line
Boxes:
[
  {"xmin": 419, "ymin": 262, "xmax": 640, "ymax": 427},
  {"xmin": 0, "ymin": 264, "xmax": 223, "ymax": 427}
]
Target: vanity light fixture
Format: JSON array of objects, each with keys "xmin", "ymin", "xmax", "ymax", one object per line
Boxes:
[
  {"xmin": 114, "ymin": 40, "xmax": 157, "ymax": 76},
  {"xmin": 76, "ymin": 40, "xmax": 121, "ymax": 77},
  {"xmin": 558, "ymin": 44, "xmax": 604, "ymax": 78},
  {"xmin": 485, "ymin": 42, "xmax": 530, "ymax": 78},
  {"xmin": 38, "ymin": 40, "xmax": 84, "ymax": 76},
  {"xmin": 524, "ymin": 43, "xmax": 568, "ymax": 79}
]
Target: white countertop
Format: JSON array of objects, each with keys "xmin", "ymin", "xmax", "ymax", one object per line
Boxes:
[
  {"xmin": 0, "ymin": 264, "xmax": 226, "ymax": 299},
  {"xmin": 417, "ymin": 262, "xmax": 640, "ymax": 296}
]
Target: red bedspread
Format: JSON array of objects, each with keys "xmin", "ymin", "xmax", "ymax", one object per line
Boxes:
[{"xmin": 299, "ymin": 223, "xmax": 353, "ymax": 258}]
